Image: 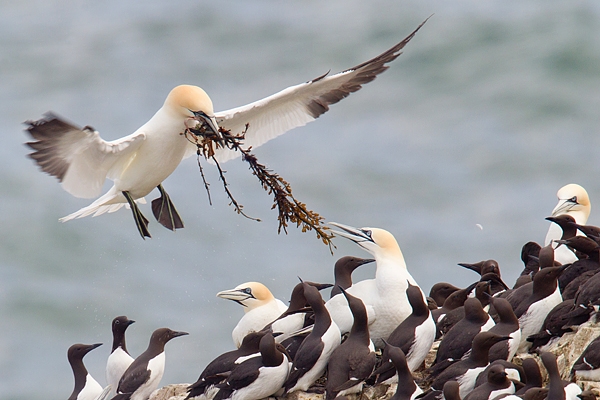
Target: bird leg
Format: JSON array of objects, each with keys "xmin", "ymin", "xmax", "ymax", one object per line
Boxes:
[
  {"xmin": 123, "ymin": 191, "xmax": 151, "ymax": 239},
  {"xmin": 151, "ymin": 184, "xmax": 184, "ymax": 231}
]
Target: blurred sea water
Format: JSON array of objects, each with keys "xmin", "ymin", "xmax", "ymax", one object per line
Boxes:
[{"xmin": 1, "ymin": 1, "xmax": 600, "ymax": 399}]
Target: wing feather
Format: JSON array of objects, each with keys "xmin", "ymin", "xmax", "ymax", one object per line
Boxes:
[
  {"xmin": 25, "ymin": 112, "xmax": 146, "ymax": 198},
  {"xmin": 212, "ymin": 19, "xmax": 428, "ymax": 163}
]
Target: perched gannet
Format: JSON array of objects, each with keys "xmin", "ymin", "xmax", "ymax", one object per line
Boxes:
[
  {"xmin": 25, "ymin": 20, "xmax": 427, "ymax": 238},
  {"xmin": 216, "ymin": 281, "xmax": 287, "ymax": 348},
  {"xmin": 325, "ymin": 222, "xmax": 423, "ymax": 347},
  {"xmin": 544, "ymin": 184, "xmax": 591, "ymax": 264}
]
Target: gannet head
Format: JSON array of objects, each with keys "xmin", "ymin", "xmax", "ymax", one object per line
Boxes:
[
  {"xmin": 551, "ymin": 184, "xmax": 591, "ymax": 222},
  {"xmin": 330, "ymin": 222, "xmax": 404, "ymax": 262},
  {"xmin": 217, "ymin": 281, "xmax": 275, "ymax": 312},
  {"xmin": 165, "ymin": 84, "xmax": 220, "ymax": 136}
]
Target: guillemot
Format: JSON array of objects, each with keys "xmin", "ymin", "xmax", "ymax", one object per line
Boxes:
[
  {"xmin": 464, "ymin": 363, "xmax": 516, "ymax": 400},
  {"xmin": 106, "ymin": 316, "xmax": 135, "ymax": 398},
  {"xmin": 330, "ymin": 257, "xmax": 375, "ymax": 298},
  {"xmin": 433, "ymin": 298, "xmax": 495, "ymax": 367},
  {"xmin": 211, "ymin": 333, "xmax": 290, "ymax": 400},
  {"xmin": 571, "ymin": 334, "xmax": 600, "ymax": 381},
  {"xmin": 285, "ymin": 284, "xmax": 341, "ymax": 393},
  {"xmin": 429, "ymin": 282, "xmax": 460, "ymax": 307},
  {"xmin": 487, "ymin": 296, "xmax": 520, "ymax": 362},
  {"xmin": 113, "ymin": 328, "xmax": 188, "ymax": 400},
  {"xmin": 325, "ymin": 287, "xmax": 376, "ymax": 400},
  {"xmin": 513, "ymin": 265, "xmax": 567, "ymax": 353},
  {"xmin": 383, "ymin": 341, "xmax": 424, "ymax": 400},
  {"xmin": 373, "ymin": 282, "xmax": 435, "ymax": 383},
  {"xmin": 67, "ymin": 343, "xmax": 104, "ymax": 400},
  {"xmin": 185, "ymin": 331, "xmax": 266, "ymax": 399},
  {"xmin": 430, "ymin": 331, "xmax": 510, "ymax": 398}
]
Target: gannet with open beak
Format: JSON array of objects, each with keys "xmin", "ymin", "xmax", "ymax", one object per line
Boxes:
[
  {"xmin": 25, "ymin": 20, "xmax": 427, "ymax": 238},
  {"xmin": 324, "ymin": 222, "xmax": 424, "ymax": 347},
  {"xmin": 216, "ymin": 281, "xmax": 288, "ymax": 348},
  {"xmin": 544, "ymin": 183, "xmax": 591, "ymax": 264}
]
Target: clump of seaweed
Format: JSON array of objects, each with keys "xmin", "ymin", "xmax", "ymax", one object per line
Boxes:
[{"xmin": 184, "ymin": 121, "xmax": 334, "ymax": 252}]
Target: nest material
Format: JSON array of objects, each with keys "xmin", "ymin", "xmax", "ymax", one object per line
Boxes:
[{"xmin": 184, "ymin": 123, "xmax": 334, "ymax": 252}]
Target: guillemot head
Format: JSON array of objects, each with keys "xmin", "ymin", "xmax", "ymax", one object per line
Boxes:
[
  {"xmin": 329, "ymin": 222, "xmax": 404, "ymax": 261},
  {"xmin": 551, "ymin": 183, "xmax": 590, "ymax": 219},
  {"xmin": 216, "ymin": 281, "xmax": 275, "ymax": 311},
  {"xmin": 67, "ymin": 342, "xmax": 103, "ymax": 364}
]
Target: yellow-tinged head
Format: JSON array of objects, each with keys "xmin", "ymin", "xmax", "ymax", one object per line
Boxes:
[
  {"xmin": 552, "ymin": 183, "xmax": 591, "ymax": 222},
  {"xmin": 329, "ymin": 222, "xmax": 405, "ymax": 264},
  {"xmin": 216, "ymin": 281, "xmax": 276, "ymax": 312},
  {"xmin": 165, "ymin": 85, "xmax": 214, "ymax": 116}
]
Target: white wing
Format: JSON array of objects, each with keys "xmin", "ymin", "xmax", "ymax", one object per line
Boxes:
[
  {"xmin": 26, "ymin": 112, "xmax": 146, "ymax": 198},
  {"xmin": 210, "ymin": 19, "xmax": 428, "ymax": 163}
]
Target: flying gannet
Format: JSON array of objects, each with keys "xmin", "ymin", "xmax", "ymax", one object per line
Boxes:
[{"xmin": 25, "ymin": 21, "xmax": 427, "ymax": 238}]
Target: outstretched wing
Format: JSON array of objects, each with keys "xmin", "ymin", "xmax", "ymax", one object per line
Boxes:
[
  {"xmin": 25, "ymin": 112, "xmax": 146, "ymax": 198},
  {"xmin": 211, "ymin": 19, "xmax": 428, "ymax": 163}
]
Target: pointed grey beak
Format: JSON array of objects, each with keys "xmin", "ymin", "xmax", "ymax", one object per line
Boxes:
[
  {"xmin": 329, "ymin": 222, "xmax": 374, "ymax": 244},
  {"xmin": 170, "ymin": 330, "xmax": 189, "ymax": 339},
  {"xmin": 216, "ymin": 288, "xmax": 254, "ymax": 305},
  {"xmin": 551, "ymin": 199, "xmax": 578, "ymax": 217},
  {"xmin": 192, "ymin": 111, "xmax": 223, "ymax": 144}
]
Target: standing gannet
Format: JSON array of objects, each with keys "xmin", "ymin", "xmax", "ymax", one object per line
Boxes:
[
  {"xmin": 324, "ymin": 222, "xmax": 424, "ymax": 347},
  {"xmin": 216, "ymin": 281, "xmax": 287, "ymax": 348},
  {"xmin": 544, "ymin": 184, "xmax": 591, "ymax": 264},
  {"xmin": 25, "ymin": 20, "xmax": 427, "ymax": 238}
]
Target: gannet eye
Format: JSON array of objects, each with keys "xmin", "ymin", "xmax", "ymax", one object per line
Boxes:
[
  {"xmin": 243, "ymin": 288, "xmax": 252, "ymax": 295},
  {"xmin": 361, "ymin": 229, "xmax": 373, "ymax": 240},
  {"xmin": 569, "ymin": 196, "xmax": 578, "ymax": 203}
]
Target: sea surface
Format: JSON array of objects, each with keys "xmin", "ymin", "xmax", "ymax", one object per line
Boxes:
[{"xmin": 1, "ymin": 1, "xmax": 600, "ymax": 399}]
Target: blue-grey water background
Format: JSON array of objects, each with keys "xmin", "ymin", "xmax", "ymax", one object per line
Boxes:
[{"xmin": 1, "ymin": 1, "xmax": 600, "ymax": 399}]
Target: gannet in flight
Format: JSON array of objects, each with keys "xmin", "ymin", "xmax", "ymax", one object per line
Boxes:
[{"xmin": 25, "ymin": 21, "xmax": 426, "ymax": 238}]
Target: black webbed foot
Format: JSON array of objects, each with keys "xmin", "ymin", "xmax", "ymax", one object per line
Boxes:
[
  {"xmin": 151, "ymin": 184, "xmax": 184, "ymax": 231},
  {"xmin": 123, "ymin": 191, "xmax": 151, "ymax": 239}
]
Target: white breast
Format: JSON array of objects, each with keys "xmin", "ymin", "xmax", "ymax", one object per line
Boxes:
[
  {"xmin": 77, "ymin": 374, "xmax": 103, "ymax": 400},
  {"xmin": 232, "ymin": 300, "xmax": 288, "ymax": 348},
  {"xmin": 518, "ymin": 287, "xmax": 562, "ymax": 353},
  {"xmin": 457, "ymin": 366, "xmax": 487, "ymax": 399},
  {"xmin": 106, "ymin": 347, "xmax": 134, "ymax": 396},
  {"xmin": 131, "ymin": 352, "xmax": 165, "ymax": 400},
  {"xmin": 287, "ymin": 322, "xmax": 342, "ymax": 392},
  {"xmin": 231, "ymin": 358, "xmax": 290, "ymax": 400},
  {"xmin": 406, "ymin": 316, "xmax": 436, "ymax": 372}
]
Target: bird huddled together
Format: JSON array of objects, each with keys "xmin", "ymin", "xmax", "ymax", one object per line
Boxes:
[{"xmin": 66, "ymin": 183, "xmax": 600, "ymax": 400}]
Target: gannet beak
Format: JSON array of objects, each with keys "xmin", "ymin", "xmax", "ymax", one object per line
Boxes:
[
  {"xmin": 329, "ymin": 222, "xmax": 374, "ymax": 244},
  {"xmin": 191, "ymin": 110, "xmax": 223, "ymax": 144},
  {"xmin": 551, "ymin": 197, "xmax": 578, "ymax": 216},
  {"xmin": 216, "ymin": 288, "xmax": 255, "ymax": 305}
]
